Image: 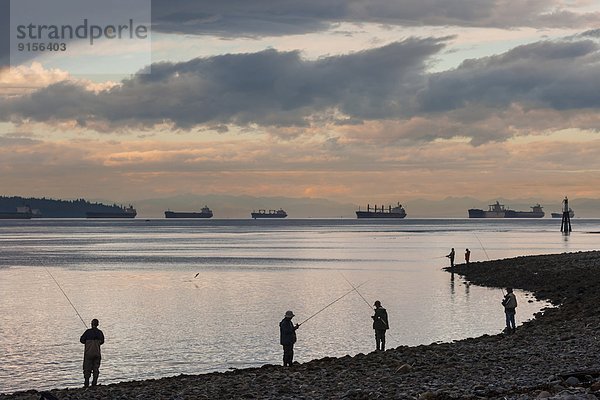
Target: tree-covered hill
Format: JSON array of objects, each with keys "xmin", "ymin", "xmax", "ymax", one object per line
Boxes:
[{"xmin": 0, "ymin": 196, "xmax": 129, "ymax": 218}]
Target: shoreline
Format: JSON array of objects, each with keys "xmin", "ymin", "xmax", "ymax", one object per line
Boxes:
[{"xmin": 3, "ymin": 251, "xmax": 600, "ymax": 399}]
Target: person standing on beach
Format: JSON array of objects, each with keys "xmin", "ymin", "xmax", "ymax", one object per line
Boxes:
[
  {"xmin": 465, "ymin": 248, "xmax": 471, "ymax": 265},
  {"xmin": 279, "ymin": 310, "xmax": 299, "ymax": 367},
  {"xmin": 446, "ymin": 248, "xmax": 455, "ymax": 268},
  {"xmin": 80, "ymin": 318, "xmax": 104, "ymax": 387},
  {"xmin": 372, "ymin": 300, "xmax": 389, "ymax": 351},
  {"xmin": 502, "ymin": 288, "xmax": 517, "ymax": 334}
]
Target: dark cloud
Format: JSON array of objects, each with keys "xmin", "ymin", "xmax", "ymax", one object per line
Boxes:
[
  {"xmin": 419, "ymin": 39, "xmax": 600, "ymax": 112},
  {"xmin": 0, "ymin": 38, "xmax": 446, "ymax": 127},
  {"xmin": 3, "ymin": 1, "xmax": 597, "ymax": 68},
  {"xmin": 3, "ymin": 36, "xmax": 600, "ymax": 145},
  {"xmin": 151, "ymin": 0, "xmax": 599, "ymax": 37}
]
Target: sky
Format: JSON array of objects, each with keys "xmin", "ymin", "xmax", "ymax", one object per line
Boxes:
[{"xmin": 1, "ymin": 0, "xmax": 600, "ymax": 206}]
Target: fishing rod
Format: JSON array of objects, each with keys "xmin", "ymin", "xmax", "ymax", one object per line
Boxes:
[
  {"xmin": 297, "ymin": 280, "xmax": 368, "ymax": 326},
  {"xmin": 472, "ymin": 233, "xmax": 490, "ymax": 262},
  {"xmin": 339, "ymin": 272, "xmax": 390, "ymax": 332},
  {"xmin": 45, "ymin": 267, "xmax": 88, "ymax": 328},
  {"xmin": 339, "ymin": 272, "xmax": 372, "ymax": 310},
  {"xmin": 472, "ymin": 233, "xmax": 505, "ymax": 296}
]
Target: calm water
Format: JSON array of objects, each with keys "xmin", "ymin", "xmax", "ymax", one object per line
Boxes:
[{"xmin": 1, "ymin": 218, "xmax": 598, "ymax": 394}]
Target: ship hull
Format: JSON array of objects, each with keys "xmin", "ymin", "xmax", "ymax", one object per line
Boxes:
[
  {"xmin": 468, "ymin": 209, "xmax": 505, "ymax": 218},
  {"xmin": 86, "ymin": 212, "xmax": 136, "ymax": 218},
  {"xmin": 0, "ymin": 212, "xmax": 32, "ymax": 219},
  {"xmin": 551, "ymin": 211, "xmax": 574, "ymax": 218},
  {"xmin": 355, "ymin": 211, "xmax": 406, "ymax": 219},
  {"xmin": 165, "ymin": 211, "xmax": 213, "ymax": 218},
  {"xmin": 251, "ymin": 213, "xmax": 287, "ymax": 219},
  {"xmin": 504, "ymin": 211, "xmax": 544, "ymax": 218},
  {"xmin": 469, "ymin": 209, "xmax": 545, "ymax": 218}
]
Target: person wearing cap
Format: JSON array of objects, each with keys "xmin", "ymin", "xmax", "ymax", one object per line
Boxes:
[
  {"xmin": 501, "ymin": 288, "xmax": 518, "ymax": 334},
  {"xmin": 371, "ymin": 301, "xmax": 389, "ymax": 351},
  {"xmin": 279, "ymin": 310, "xmax": 299, "ymax": 366},
  {"xmin": 80, "ymin": 318, "xmax": 105, "ymax": 387}
]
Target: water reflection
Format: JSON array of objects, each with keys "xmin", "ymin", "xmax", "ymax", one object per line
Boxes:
[{"xmin": 3, "ymin": 219, "xmax": 598, "ymax": 394}]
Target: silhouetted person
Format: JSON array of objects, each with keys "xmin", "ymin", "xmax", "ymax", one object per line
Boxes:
[
  {"xmin": 372, "ymin": 300, "xmax": 389, "ymax": 351},
  {"xmin": 279, "ymin": 310, "xmax": 299, "ymax": 366},
  {"xmin": 502, "ymin": 288, "xmax": 517, "ymax": 334},
  {"xmin": 80, "ymin": 318, "xmax": 104, "ymax": 387},
  {"xmin": 446, "ymin": 248, "xmax": 455, "ymax": 268},
  {"xmin": 465, "ymin": 248, "xmax": 471, "ymax": 265}
]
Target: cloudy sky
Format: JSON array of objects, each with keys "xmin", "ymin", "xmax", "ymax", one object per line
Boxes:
[{"xmin": 1, "ymin": 0, "xmax": 600, "ymax": 206}]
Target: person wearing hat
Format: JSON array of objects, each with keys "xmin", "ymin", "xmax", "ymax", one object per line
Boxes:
[
  {"xmin": 501, "ymin": 288, "xmax": 518, "ymax": 334},
  {"xmin": 80, "ymin": 318, "xmax": 105, "ymax": 387},
  {"xmin": 371, "ymin": 301, "xmax": 389, "ymax": 351},
  {"xmin": 279, "ymin": 310, "xmax": 299, "ymax": 366}
]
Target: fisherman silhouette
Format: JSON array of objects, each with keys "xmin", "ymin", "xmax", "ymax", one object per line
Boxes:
[
  {"xmin": 80, "ymin": 318, "xmax": 104, "ymax": 387},
  {"xmin": 446, "ymin": 248, "xmax": 455, "ymax": 268},
  {"xmin": 279, "ymin": 310, "xmax": 299, "ymax": 366},
  {"xmin": 372, "ymin": 300, "xmax": 389, "ymax": 351},
  {"xmin": 502, "ymin": 288, "xmax": 518, "ymax": 334}
]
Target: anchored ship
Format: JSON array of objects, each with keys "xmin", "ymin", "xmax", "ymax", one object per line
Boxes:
[
  {"xmin": 551, "ymin": 208, "xmax": 574, "ymax": 218},
  {"xmin": 0, "ymin": 205, "xmax": 33, "ymax": 219},
  {"xmin": 251, "ymin": 209, "xmax": 287, "ymax": 219},
  {"xmin": 505, "ymin": 204, "xmax": 544, "ymax": 218},
  {"xmin": 356, "ymin": 203, "xmax": 406, "ymax": 219},
  {"xmin": 469, "ymin": 202, "xmax": 544, "ymax": 218},
  {"xmin": 165, "ymin": 206, "xmax": 213, "ymax": 218},
  {"xmin": 86, "ymin": 205, "xmax": 137, "ymax": 219},
  {"xmin": 0, "ymin": 206, "xmax": 42, "ymax": 219}
]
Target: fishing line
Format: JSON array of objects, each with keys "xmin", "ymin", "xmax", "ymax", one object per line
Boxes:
[
  {"xmin": 339, "ymin": 272, "xmax": 391, "ymax": 336},
  {"xmin": 44, "ymin": 267, "xmax": 88, "ymax": 328},
  {"xmin": 472, "ymin": 233, "xmax": 505, "ymax": 296},
  {"xmin": 472, "ymin": 233, "xmax": 490, "ymax": 261},
  {"xmin": 298, "ymin": 280, "xmax": 368, "ymax": 326},
  {"xmin": 339, "ymin": 272, "xmax": 372, "ymax": 310}
]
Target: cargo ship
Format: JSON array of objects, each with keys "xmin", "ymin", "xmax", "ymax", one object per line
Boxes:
[
  {"xmin": 551, "ymin": 208, "xmax": 574, "ymax": 218},
  {"xmin": 86, "ymin": 205, "xmax": 137, "ymax": 218},
  {"xmin": 356, "ymin": 203, "xmax": 406, "ymax": 219},
  {"xmin": 165, "ymin": 206, "xmax": 213, "ymax": 218},
  {"xmin": 251, "ymin": 209, "xmax": 287, "ymax": 219},
  {"xmin": 469, "ymin": 202, "xmax": 544, "ymax": 218},
  {"xmin": 0, "ymin": 205, "xmax": 33, "ymax": 219},
  {"xmin": 0, "ymin": 205, "xmax": 40, "ymax": 219},
  {"xmin": 505, "ymin": 204, "xmax": 545, "ymax": 218}
]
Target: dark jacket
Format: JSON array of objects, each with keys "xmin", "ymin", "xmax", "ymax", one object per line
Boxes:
[
  {"xmin": 372, "ymin": 307, "xmax": 389, "ymax": 330},
  {"xmin": 80, "ymin": 327, "xmax": 104, "ymax": 358},
  {"xmin": 502, "ymin": 292, "xmax": 517, "ymax": 312},
  {"xmin": 279, "ymin": 317, "xmax": 297, "ymax": 346}
]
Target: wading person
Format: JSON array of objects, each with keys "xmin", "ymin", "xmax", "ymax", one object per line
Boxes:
[
  {"xmin": 279, "ymin": 310, "xmax": 299, "ymax": 367},
  {"xmin": 80, "ymin": 318, "xmax": 104, "ymax": 387},
  {"xmin": 446, "ymin": 248, "xmax": 455, "ymax": 268},
  {"xmin": 372, "ymin": 300, "xmax": 389, "ymax": 351},
  {"xmin": 502, "ymin": 288, "xmax": 517, "ymax": 334},
  {"xmin": 465, "ymin": 248, "xmax": 471, "ymax": 265}
]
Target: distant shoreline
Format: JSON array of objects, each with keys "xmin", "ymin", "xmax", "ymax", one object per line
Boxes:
[{"xmin": 3, "ymin": 251, "xmax": 600, "ymax": 399}]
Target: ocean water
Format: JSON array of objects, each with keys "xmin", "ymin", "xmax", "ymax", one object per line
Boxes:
[{"xmin": 1, "ymin": 218, "xmax": 598, "ymax": 394}]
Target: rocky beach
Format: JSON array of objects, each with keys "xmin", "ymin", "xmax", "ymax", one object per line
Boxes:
[{"xmin": 2, "ymin": 250, "xmax": 600, "ymax": 400}]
